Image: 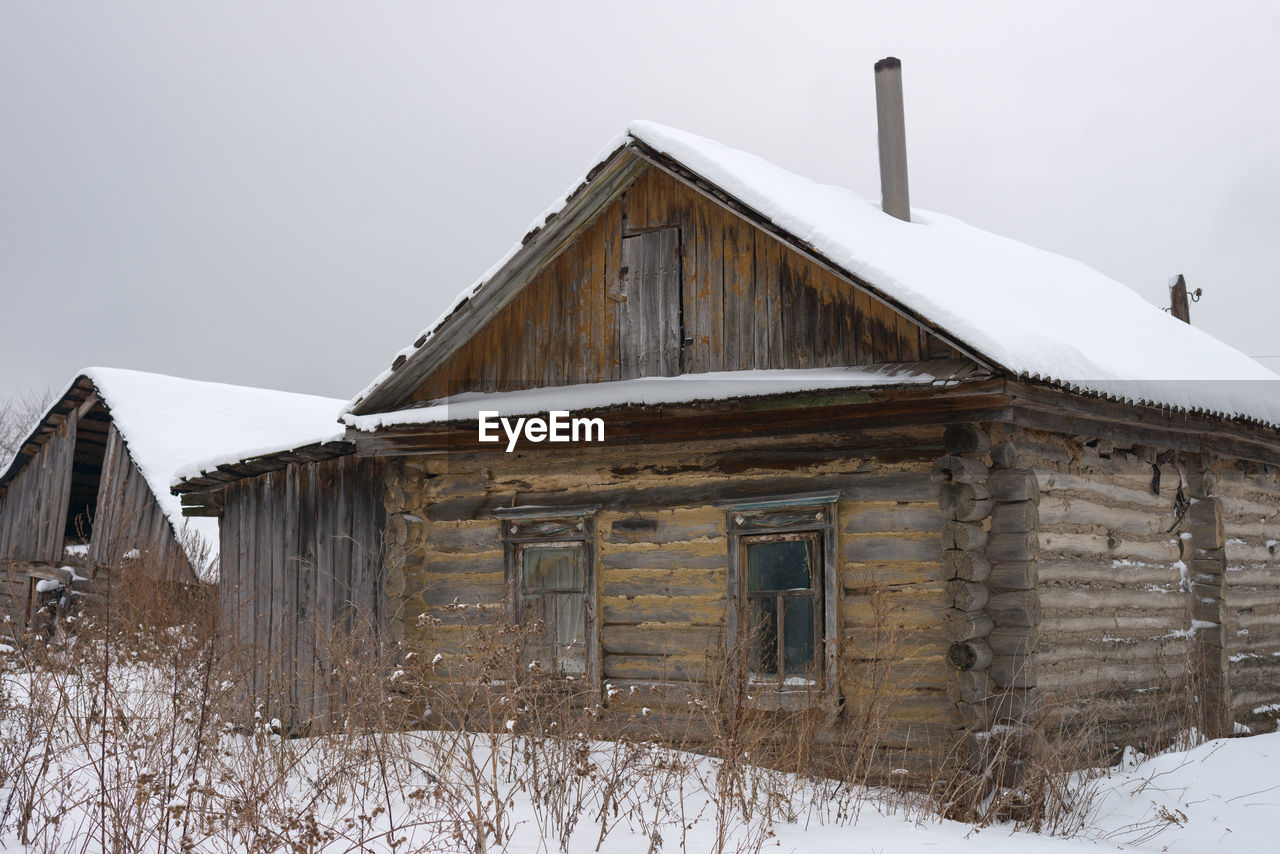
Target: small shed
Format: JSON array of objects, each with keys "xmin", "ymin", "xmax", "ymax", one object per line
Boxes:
[
  {"xmin": 176, "ymin": 122, "xmax": 1280, "ymax": 775},
  {"xmin": 0, "ymin": 367, "xmax": 343, "ymax": 634}
]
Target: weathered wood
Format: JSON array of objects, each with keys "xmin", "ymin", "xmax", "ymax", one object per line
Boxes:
[
  {"xmin": 604, "ymin": 513, "xmax": 722, "ymax": 544},
  {"xmin": 941, "ymin": 549, "xmax": 991, "ymax": 582},
  {"xmin": 1011, "ymin": 383, "xmax": 1280, "ymax": 468},
  {"xmin": 842, "ymin": 504, "xmax": 942, "ymax": 534},
  {"xmin": 990, "ymin": 501, "xmax": 1036, "ymax": 533},
  {"xmin": 1038, "ymin": 531, "xmax": 1175, "ymax": 563},
  {"xmin": 619, "ymin": 228, "xmax": 682, "ymax": 379},
  {"xmin": 986, "ymin": 531, "xmax": 1039, "ymax": 562},
  {"xmin": 943, "ymin": 424, "xmax": 990, "ymax": 456},
  {"xmin": 947, "ymin": 639, "xmax": 993, "ymax": 672},
  {"xmin": 943, "ymin": 521, "xmax": 987, "ymax": 551},
  {"xmin": 601, "ymin": 624, "xmax": 720, "ymax": 656},
  {"xmin": 394, "ymin": 161, "xmax": 964, "ymax": 409},
  {"xmin": 180, "ymin": 491, "xmax": 224, "ymax": 518},
  {"xmin": 600, "ymin": 567, "xmax": 725, "ymax": 598},
  {"xmin": 987, "ymin": 560, "xmax": 1038, "ymax": 591},
  {"xmin": 987, "ymin": 625, "xmax": 1039, "ymax": 656},
  {"xmin": 990, "ymin": 441, "xmax": 1018, "ymax": 469},
  {"xmin": 938, "ymin": 483, "xmax": 993, "ymax": 522},
  {"xmin": 932, "ymin": 455, "xmax": 988, "ymax": 484},
  {"xmin": 217, "ymin": 455, "xmax": 388, "ymax": 732},
  {"xmin": 986, "ymin": 591, "xmax": 1042, "ymax": 628},
  {"xmin": 947, "ymin": 670, "xmax": 994, "ymax": 704},
  {"xmin": 841, "ymin": 534, "xmax": 941, "ymax": 563},
  {"xmin": 1037, "ymin": 495, "xmax": 1171, "ymax": 533},
  {"xmin": 943, "ymin": 610, "xmax": 994, "ymax": 642},
  {"xmin": 989, "ymin": 654, "xmax": 1037, "ymax": 688},
  {"xmin": 601, "ymin": 546, "xmax": 725, "ymax": 571},
  {"xmin": 946, "ymin": 580, "xmax": 989, "ymax": 611},
  {"xmin": 988, "ymin": 469, "xmax": 1039, "ymax": 502}
]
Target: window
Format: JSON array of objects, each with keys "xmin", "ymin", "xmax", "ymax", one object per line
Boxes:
[
  {"xmin": 497, "ymin": 506, "xmax": 599, "ymax": 686},
  {"xmin": 519, "ymin": 543, "xmax": 588, "ymax": 674},
  {"xmin": 723, "ymin": 492, "xmax": 840, "ymax": 709}
]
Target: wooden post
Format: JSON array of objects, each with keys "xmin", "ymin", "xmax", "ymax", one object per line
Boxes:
[
  {"xmin": 1170, "ymin": 274, "xmax": 1191, "ymax": 324},
  {"xmin": 1185, "ymin": 453, "xmax": 1232, "ymax": 739}
]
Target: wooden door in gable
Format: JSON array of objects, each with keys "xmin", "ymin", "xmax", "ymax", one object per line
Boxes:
[{"xmin": 618, "ymin": 227, "xmax": 682, "ymax": 379}]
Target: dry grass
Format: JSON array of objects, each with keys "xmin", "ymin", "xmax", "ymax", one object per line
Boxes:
[{"xmin": 0, "ymin": 546, "xmax": 1218, "ymax": 853}]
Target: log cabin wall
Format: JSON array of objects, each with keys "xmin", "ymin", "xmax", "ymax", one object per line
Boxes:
[
  {"xmin": 1208, "ymin": 460, "xmax": 1280, "ymax": 731},
  {"xmin": 219, "ymin": 453, "xmax": 387, "ymax": 730},
  {"xmin": 408, "ymin": 165, "xmax": 960, "ymax": 404},
  {"xmin": 1017, "ymin": 427, "xmax": 1196, "ymax": 749},
  {"xmin": 383, "ymin": 426, "xmax": 967, "ymax": 774}
]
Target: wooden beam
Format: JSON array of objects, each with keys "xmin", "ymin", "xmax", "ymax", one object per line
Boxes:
[
  {"xmin": 1008, "ymin": 380, "xmax": 1280, "ymax": 466},
  {"xmin": 180, "ymin": 491, "xmax": 224, "ymax": 518}
]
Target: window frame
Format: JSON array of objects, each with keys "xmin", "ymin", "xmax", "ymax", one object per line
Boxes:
[
  {"xmin": 722, "ymin": 492, "xmax": 841, "ymax": 711},
  {"xmin": 496, "ymin": 505, "xmax": 600, "ymax": 689}
]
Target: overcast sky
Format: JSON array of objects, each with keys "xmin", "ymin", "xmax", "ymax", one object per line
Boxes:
[{"xmin": 2, "ymin": 1, "xmax": 1279, "ymax": 406}]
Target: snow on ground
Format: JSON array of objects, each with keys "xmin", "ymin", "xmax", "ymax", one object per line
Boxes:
[{"xmin": 3, "ymin": 663, "xmax": 1277, "ymax": 854}]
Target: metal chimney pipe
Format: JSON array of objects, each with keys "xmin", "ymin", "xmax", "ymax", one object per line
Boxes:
[{"xmin": 874, "ymin": 57, "xmax": 911, "ymax": 222}]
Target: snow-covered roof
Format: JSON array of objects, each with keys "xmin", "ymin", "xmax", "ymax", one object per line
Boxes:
[
  {"xmin": 343, "ymin": 363, "xmax": 969, "ymax": 432},
  {"xmin": 346, "ymin": 120, "xmax": 1280, "ymax": 427},
  {"xmin": 1, "ymin": 368, "xmax": 346, "ymax": 574}
]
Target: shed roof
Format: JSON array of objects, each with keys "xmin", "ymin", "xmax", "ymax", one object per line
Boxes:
[
  {"xmin": 345, "ymin": 121, "xmax": 1280, "ymax": 428},
  {"xmin": 1, "ymin": 368, "xmax": 345, "ymax": 572}
]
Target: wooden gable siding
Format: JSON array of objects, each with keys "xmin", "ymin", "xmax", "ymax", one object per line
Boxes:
[
  {"xmin": 86, "ymin": 423, "xmax": 195, "ymax": 580},
  {"xmin": 409, "ymin": 166, "xmax": 960, "ymax": 404},
  {"xmin": 0, "ymin": 413, "xmax": 75, "ymax": 565}
]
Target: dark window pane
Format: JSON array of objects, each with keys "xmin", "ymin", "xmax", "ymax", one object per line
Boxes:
[
  {"xmin": 746, "ymin": 539, "xmax": 813, "ymax": 592},
  {"xmin": 783, "ymin": 596, "xmax": 815, "ymax": 676},
  {"xmin": 748, "ymin": 597, "xmax": 778, "ymax": 675},
  {"xmin": 523, "ymin": 545, "xmax": 584, "ymax": 590},
  {"xmin": 521, "ymin": 548, "xmax": 588, "ymax": 674}
]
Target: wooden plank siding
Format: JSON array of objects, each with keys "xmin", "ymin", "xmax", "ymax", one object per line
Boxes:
[
  {"xmin": 385, "ymin": 424, "xmax": 960, "ymax": 763},
  {"xmin": 0, "ymin": 409, "xmax": 75, "ymax": 567},
  {"xmin": 407, "ymin": 165, "xmax": 957, "ymax": 404},
  {"xmin": 86, "ymin": 423, "xmax": 192, "ymax": 579},
  {"xmin": 218, "ymin": 454, "xmax": 387, "ymax": 731}
]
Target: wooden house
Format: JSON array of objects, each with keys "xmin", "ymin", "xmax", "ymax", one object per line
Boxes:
[
  {"xmin": 174, "ymin": 119, "xmax": 1280, "ymax": 775},
  {"xmin": 0, "ymin": 367, "xmax": 343, "ymax": 635}
]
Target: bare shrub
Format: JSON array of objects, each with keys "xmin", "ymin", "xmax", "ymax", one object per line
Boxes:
[{"xmin": 0, "ymin": 387, "xmax": 53, "ymax": 472}]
